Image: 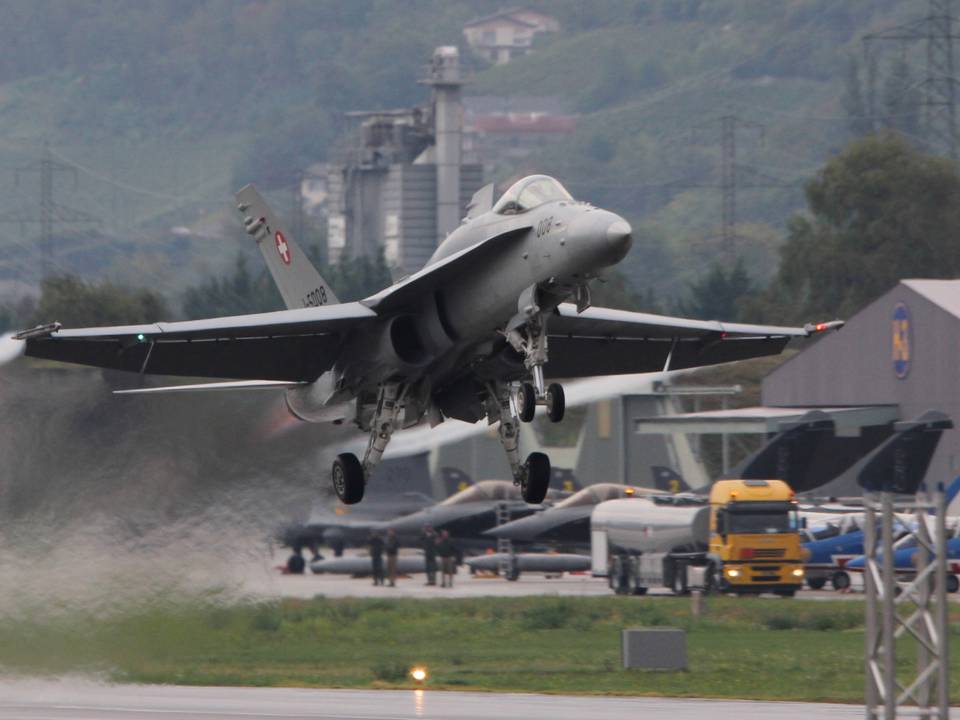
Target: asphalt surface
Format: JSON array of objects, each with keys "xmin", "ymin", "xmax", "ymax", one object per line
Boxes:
[{"xmin": 0, "ymin": 680, "xmax": 870, "ymax": 720}]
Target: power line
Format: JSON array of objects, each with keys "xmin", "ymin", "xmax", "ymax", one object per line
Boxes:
[
  {"xmin": 0, "ymin": 142, "xmax": 100, "ymax": 280},
  {"xmin": 863, "ymin": 0, "xmax": 960, "ymax": 160}
]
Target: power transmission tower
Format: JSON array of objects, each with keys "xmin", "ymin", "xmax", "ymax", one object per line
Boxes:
[
  {"xmin": 0, "ymin": 142, "xmax": 100, "ymax": 279},
  {"xmin": 863, "ymin": 0, "xmax": 960, "ymax": 160},
  {"xmin": 693, "ymin": 115, "xmax": 767, "ymax": 260}
]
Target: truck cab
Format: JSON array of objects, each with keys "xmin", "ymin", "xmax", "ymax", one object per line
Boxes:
[{"xmin": 709, "ymin": 479, "xmax": 805, "ymax": 595}]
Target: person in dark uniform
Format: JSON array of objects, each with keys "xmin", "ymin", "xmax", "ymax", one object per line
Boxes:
[
  {"xmin": 369, "ymin": 530, "xmax": 385, "ymax": 586},
  {"xmin": 385, "ymin": 528, "xmax": 400, "ymax": 587},
  {"xmin": 422, "ymin": 526, "xmax": 438, "ymax": 586},
  {"xmin": 438, "ymin": 530, "xmax": 456, "ymax": 588}
]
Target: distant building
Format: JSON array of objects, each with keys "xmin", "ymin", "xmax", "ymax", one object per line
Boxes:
[
  {"xmin": 463, "ymin": 95, "xmax": 577, "ymax": 172},
  {"xmin": 326, "ymin": 47, "xmax": 483, "ymax": 277},
  {"xmin": 463, "ymin": 7, "xmax": 560, "ymax": 65}
]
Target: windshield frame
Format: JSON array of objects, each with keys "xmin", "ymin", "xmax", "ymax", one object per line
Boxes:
[{"xmin": 493, "ymin": 175, "xmax": 574, "ymax": 215}]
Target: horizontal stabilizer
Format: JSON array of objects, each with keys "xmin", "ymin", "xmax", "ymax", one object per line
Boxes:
[{"xmin": 115, "ymin": 380, "xmax": 305, "ymax": 395}]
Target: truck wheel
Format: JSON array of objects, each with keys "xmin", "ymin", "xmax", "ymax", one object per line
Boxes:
[
  {"xmin": 831, "ymin": 571, "xmax": 850, "ymax": 591},
  {"xmin": 671, "ymin": 563, "xmax": 688, "ymax": 596},
  {"xmin": 807, "ymin": 577, "xmax": 826, "ymax": 590},
  {"xmin": 947, "ymin": 574, "xmax": 959, "ymax": 594}
]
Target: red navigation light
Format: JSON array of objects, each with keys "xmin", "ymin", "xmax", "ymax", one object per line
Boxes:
[{"xmin": 816, "ymin": 323, "xmax": 826, "ymax": 332}]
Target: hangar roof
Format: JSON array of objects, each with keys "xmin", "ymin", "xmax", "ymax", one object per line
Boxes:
[
  {"xmin": 901, "ymin": 279, "xmax": 960, "ymax": 319},
  {"xmin": 634, "ymin": 405, "xmax": 899, "ymax": 435}
]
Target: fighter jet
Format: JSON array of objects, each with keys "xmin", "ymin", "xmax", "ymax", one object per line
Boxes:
[
  {"xmin": 380, "ymin": 479, "xmax": 562, "ymax": 550},
  {"xmin": 485, "ymin": 483, "xmax": 665, "ymax": 548},
  {"xmin": 16, "ymin": 175, "xmax": 842, "ymax": 506}
]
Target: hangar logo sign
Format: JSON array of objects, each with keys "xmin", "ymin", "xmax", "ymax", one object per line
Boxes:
[{"xmin": 892, "ymin": 303, "xmax": 911, "ymax": 379}]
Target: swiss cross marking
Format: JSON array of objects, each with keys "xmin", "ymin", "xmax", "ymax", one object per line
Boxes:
[{"xmin": 275, "ymin": 231, "xmax": 291, "ymax": 265}]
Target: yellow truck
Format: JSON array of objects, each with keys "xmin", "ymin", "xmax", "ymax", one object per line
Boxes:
[{"xmin": 591, "ymin": 479, "xmax": 805, "ymax": 596}]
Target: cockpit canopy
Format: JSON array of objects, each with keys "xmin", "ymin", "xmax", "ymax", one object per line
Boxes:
[
  {"xmin": 552, "ymin": 483, "xmax": 656, "ymax": 509},
  {"xmin": 493, "ymin": 174, "xmax": 574, "ymax": 215}
]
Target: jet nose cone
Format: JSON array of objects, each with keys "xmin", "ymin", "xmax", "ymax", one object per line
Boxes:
[{"xmin": 606, "ymin": 219, "xmax": 632, "ymax": 260}]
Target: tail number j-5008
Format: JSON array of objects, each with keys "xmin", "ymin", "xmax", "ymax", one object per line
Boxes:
[{"xmin": 303, "ymin": 287, "xmax": 328, "ymax": 307}]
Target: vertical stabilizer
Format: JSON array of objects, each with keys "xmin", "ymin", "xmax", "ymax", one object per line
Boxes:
[{"xmin": 235, "ymin": 184, "xmax": 339, "ymax": 309}]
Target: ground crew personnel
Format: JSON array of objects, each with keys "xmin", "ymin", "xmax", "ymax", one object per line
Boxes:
[
  {"xmin": 385, "ymin": 528, "xmax": 400, "ymax": 587},
  {"xmin": 438, "ymin": 530, "xmax": 456, "ymax": 588},
  {"xmin": 369, "ymin": 530, "xmax": 385, "ymax": 586},
  {"xmin": 422, "ymin": 526, "xmax": 438, "ymax": 586}
]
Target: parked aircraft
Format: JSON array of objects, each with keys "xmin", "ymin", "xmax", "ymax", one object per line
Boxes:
[{"xmin": 16, "ymin": 175, "xmax": 840, "ymax": 505}]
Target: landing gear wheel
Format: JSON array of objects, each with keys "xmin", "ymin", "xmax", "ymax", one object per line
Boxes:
[
  {"xmin": 546, "ymin": 383, "xmax": 565, "ymax": 423},
  {"xmin": 831, "ymin": 570, "xmax": 850, "ymax": 591},
  {"xmin": 332, "ymin": 453, "xmax": 365, "ymax": 505},
  {"xmin": 521, "ymin": 451, "xmax": 551, "ymax": 503},
  {"xmin": 286, "ymin": 554, "xmax": 306, "ymax": 575},
  {"xmin": 518, "ymin": 383, "xmax": 536, "ymax": 423}
]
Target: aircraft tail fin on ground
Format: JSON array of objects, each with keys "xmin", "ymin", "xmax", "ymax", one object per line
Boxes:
[
  {"xmin": 235, "ymin": 184, "xmax": 339, "ymax": 310},
  {"xmin": 651, "ymin": 466, "xmax": 690, "ymax": 493}
]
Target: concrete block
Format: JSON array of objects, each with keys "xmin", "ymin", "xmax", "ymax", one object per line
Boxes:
[{"xmin": 621, "ymin": 627, "xmax": 687, "ymax": 670}]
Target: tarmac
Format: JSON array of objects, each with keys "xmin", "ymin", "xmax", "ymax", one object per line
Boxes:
[
  {"xmin": 244, "ymin": 548, "xmax": 864, "ymax": 600},
  {"xmin": 0, "ymin": 680, "xmax": 869, "ymax": 719}
]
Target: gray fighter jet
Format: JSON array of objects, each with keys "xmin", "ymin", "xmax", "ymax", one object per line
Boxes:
[{"xmin": 16, "ymin": 175, "xmax": 842, "ymax": 506}]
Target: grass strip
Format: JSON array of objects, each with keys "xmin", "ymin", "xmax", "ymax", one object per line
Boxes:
[{"xmin": 1, "ymin": 595, "xmax": 958, "ymax": 702}]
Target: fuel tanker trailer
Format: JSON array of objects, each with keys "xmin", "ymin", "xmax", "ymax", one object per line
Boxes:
[{"xmin": 591, "ymin": 479, "xmax": 805, "ymax": 596}]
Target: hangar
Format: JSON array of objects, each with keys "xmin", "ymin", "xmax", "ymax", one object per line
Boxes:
[{"xmin": 762, "ymin": 279, "xmax": 960, "ymax": 505}]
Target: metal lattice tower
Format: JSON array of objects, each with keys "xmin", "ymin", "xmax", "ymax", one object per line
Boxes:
[
  {"xmin": 0, "ymin": 142, "xmax": 99, "ymax": 279},
  {"xmin": 693, "ymin": 115, "xmax": 766, "ymax": 261},
  {"xmin": 863, "ymin": 0, "xmax": 960, "ymax": 160},
  {"xmin": 863, "ymin": 484, "xmax": 951, "ymax": 719}
]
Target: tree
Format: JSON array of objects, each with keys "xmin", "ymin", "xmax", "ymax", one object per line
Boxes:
[
  {"xmin": 677, "ymin": 257, "xmax": 754, "ymax": 321},
  {"xmin": 182, "ymin": 254, "xmax": 282, "ymax": 319},
  {"xmin": 760, "ymin": 132, "xmax": 960, "ymax": 322},
  {"xmin": 31, "ymin": 275, "xmax": 169, "ymax": 328}
]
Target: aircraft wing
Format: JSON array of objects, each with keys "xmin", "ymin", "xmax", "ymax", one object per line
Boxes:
[
  {"xmin": 544, "ymin": 304, "xmax": 842, "ymax": 378},
  {"xmin": 18, "ymin": 302, "xmax": 377, "ymax": 382}
]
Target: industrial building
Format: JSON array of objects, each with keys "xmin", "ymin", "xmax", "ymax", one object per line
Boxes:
[{"xmin": 326, "ymin": 47, "xmax": 484, "ymax": 277}]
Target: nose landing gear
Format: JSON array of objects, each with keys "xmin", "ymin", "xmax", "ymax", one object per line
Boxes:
[{"xmin": 488, "ymin": 382, "xmax": 553, "ymax": 503}]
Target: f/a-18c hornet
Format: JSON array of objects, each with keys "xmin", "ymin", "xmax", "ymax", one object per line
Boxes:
[{"xmin": 16, "ymin": 175, "xmax": 843, "ymax": 505}]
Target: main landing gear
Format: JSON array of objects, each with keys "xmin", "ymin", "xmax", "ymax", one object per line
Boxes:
[{"xmin": 331, "ymin": 383, "xmax": 404, "ymax": 505}]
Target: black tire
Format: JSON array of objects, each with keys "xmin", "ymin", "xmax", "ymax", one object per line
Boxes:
[
  {"xmin": 831, "ymin": 570, "xmax": 850, "ymax": 591},
  {"xmin": 505, "ymin": 562, "xmax": 520, "ymax": 582},
  {"xmin": 546, "ymin": 383, "xmax": 565, "ymax": 423},
  {"xmin": 807, "ymin": 576, "xmax": 827, "ymax": 590},
  {"xmin": 518, "ymin": 383, "xmax": 536, "ymax": 423},
  {"xmin": 775, "ymin": 589, "xmax": 796, "ymax": 598},
  {"xmin": 286, "ymin": 554, "xmax": 306, "ymax": 575},
  {"xmin": 947, "ymin": 574, "xmax": 959, "ymax": 594},
  {"xmin": 331, "ymin": 541, "xmax": 345, "ymax": 557},
  {"xmin": 521, "ymin": 452, "xmax": 551, "ymax": 503},
  {"xmin": 671, "ymin": 561, "xmax": 688, "ymax": 596},
  {"xmin": 332, "ymin": 453, "xmax": 365, "ymax": 504}
]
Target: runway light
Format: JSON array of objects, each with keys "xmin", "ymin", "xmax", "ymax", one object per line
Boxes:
[
  {"xmin": 410, "ymin": 666, "xmax": 428, "ymax": 683},
  {"xmin": 792, "ymin": 568, "xmax": 805, "ymax": 577}
]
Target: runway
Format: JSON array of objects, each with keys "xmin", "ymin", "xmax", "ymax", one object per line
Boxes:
[{"xmin": 0, "ymin": 680, "xmax": 867, "ymax": 719}]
